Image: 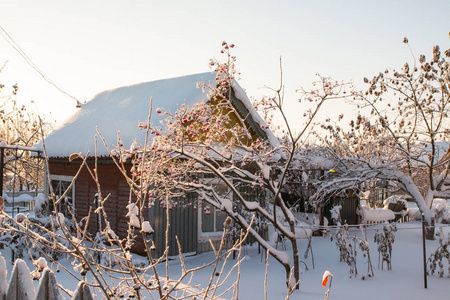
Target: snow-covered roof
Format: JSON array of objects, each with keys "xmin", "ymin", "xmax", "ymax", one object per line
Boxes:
[
  {"xmin": 36, "ymin": 72, "xmax": 276, "ymax": 158},
  {"xmin": 291, "ymin": 151, "xmax": 336, "ymax": 171}
]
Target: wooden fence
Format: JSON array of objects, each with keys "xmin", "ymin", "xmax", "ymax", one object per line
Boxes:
[{"xmin": 0, "ymin": 259, "xmax": 93, "ymax": 300}]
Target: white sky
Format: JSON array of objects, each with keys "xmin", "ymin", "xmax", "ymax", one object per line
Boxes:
[{"xmin": 0, "ymin": 0, "xmax": 449, "ymax": 129}]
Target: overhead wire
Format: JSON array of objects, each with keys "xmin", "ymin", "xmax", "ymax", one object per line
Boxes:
[{"xmin": 0, "ymin": 25, "xmax": 82, "ymax": 107}]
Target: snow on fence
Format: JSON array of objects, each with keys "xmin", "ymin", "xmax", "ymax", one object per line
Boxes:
[
  {"xmin": 2, "ymin": 191, "xmax": 37, "ymax": 212},
  {"xmin": 363, "ymin": 216, "xmax": 410, "ymax": 226},
  {"xmin": 0, "ymin": 258, "xmax": 93, "ymax": 300},
  {"xmin": 360, "ymin": 198, "xmax": 411, "ymax": 226}
]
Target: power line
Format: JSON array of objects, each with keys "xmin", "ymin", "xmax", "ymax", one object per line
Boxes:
[{"xmin": 0, "ymin": 25, "xmax": 82, "ymax": 108}]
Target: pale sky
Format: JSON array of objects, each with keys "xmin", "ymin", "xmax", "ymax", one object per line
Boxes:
[{"xmin": 1, "ymin": 0, "xmax": 449, "ymax": 128}]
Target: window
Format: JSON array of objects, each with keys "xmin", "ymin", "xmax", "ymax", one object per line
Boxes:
[
  {"xmin": 201, "ymin": 205, "xmax": 228, "ymax": 233},
  {"xmin": 49, "ymin": 175, "xmax": 75, "ymax": 219},
  {"xmin": 198, "ymin": 179, "xmax": 229, "ymax": 236}
]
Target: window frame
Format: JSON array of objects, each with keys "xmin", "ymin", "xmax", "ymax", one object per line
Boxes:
[
  {"xmin": 48, "ymin": 175, "xmax": 75, "ymax": 218},
  {"xmin": 197, "ymin": 178, "xmax": 230, "ymax": 239}
]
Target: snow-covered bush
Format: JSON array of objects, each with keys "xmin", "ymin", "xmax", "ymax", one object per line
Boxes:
[
  {"xmin": 374, "ymin": 223, "xmax": 397, "ymax": 270},
  {"xmin": 331, "ymin": 224, "xmax": 373, "ymax": 278},
  {"xmin": 330, "ymin": 205, "xmax": 342, "ymax": 226},
  {"xmin": 0, "ymin": 197, "xmax": 254, "ymax": 299},
  {"xmin": 0, "ymin": 212, "xmax": 75, "ymax": 261},
  {"xmin": 0, "ymin": 217, "xmax": 27, "ymax": 259},
  {"xmin": 432, "ymin": 199, "xmax": 450, "ymax": 224},
  {"xmin": 441, "ymin": 207, "xmax": 450, "ymax": 224},
  {"xmin": 332, "ymin": 224, "xmax": 357, "ymax": 277},
  {"xmin": 427, "ymin": 227, "xmax": 450, "ymax": 278},
  {"xmin": 34, "ymin": 193, "xmax": 48, "ymax": 218},
  {"xmin": 408, "ymin": 199, "xmax": 450, "ymax": 224}
]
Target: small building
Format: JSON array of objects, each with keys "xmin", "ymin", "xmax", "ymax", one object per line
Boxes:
[
  {"xmin": 36, "ymin": 72, "xmax": 276, "ymax": 256},
  {"xmin": 283, "ymin": 152, "xmax": 360, "ymax": 225}
]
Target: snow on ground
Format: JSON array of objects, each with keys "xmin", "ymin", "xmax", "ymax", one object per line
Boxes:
[{"xmin": 0, "ymin": 222, "xmax": 448, "ymax": 299}]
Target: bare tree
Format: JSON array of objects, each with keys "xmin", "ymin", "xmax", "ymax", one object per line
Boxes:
[
  {"xmin": 314, "ymin": 40, "xmax": 450, "ymax": 238},
  {"xmin": 0, "ymin": 70, "xmax": 52, "ymax": 193},
  {"xmin": 0, "ymin": 138, "xmax": 254, "ymax": 299},
  {"xmin": 0, "ymin": 89, "xmax": 253, "ymax": 299},
  {"xmin": 110, "ymin": 42, "xmax": 346, "ymax": 290}
]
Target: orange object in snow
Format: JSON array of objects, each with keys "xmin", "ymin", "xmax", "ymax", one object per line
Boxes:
[{"xmin": 322, "ymin": 270, "xmax": 332, "ymax": 286}]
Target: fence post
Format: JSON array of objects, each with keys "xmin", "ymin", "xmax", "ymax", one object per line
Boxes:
[
  {"xmin": 421, "ymin": 214, "xmax": 428, "ymax": 289},
  {"xmin": 71, "ymin": 281, "xmax": 93, "ymax": 300},
  {"xmin": 6, "ymin": 259, "xmax": 35, "ymax": 300},
  {"xmin": 0, "ymin": 255, "xmax": 6, "ymax": 300},
  {"xmin": 0, "ymin": 148, "xmax": 4, "ymax": 199},
  {"xmin": 1, "ymin": 257, "xmax": 92, "ymax": 300},
  {"xmin": 35, "ymin": 268, "xmax": 63, "ymax": 300}
]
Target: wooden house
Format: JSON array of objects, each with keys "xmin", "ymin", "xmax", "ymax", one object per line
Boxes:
[{"xmin": 36, "ymin": 72, "xmax": 277, "ymax": 256}]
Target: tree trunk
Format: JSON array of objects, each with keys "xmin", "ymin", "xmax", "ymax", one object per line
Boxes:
[
  {"xmin": 425, "ymin": 217, "xmax": 435, "ymax": 240},
  {"xmin": 288, "ymin": 221, "xmax": 300, "ymax": 290},
  {"xmin": 289, "ymin": 237, "xmax": 300, "ymax": 290}
]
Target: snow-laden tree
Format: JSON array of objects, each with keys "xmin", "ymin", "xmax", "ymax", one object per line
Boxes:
[
  {"xmin": 0, "ymin": 65, "xmax": 52, "ymax": 192},
  {"xmin": 314, "ymin": 40, "xmax": 450, "ymax": 238},
  {"xmin": 111, "ymin": 42, "xmax": 346, "ymax": 290},
  {"xmin": 0, "ymin": 151, "xmax": 253, "ymax": 300}
]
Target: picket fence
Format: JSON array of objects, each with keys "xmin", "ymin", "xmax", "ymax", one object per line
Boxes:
[{"xmin": 0, "ymin": 259, "xmax": 93, "ymax": 300}]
